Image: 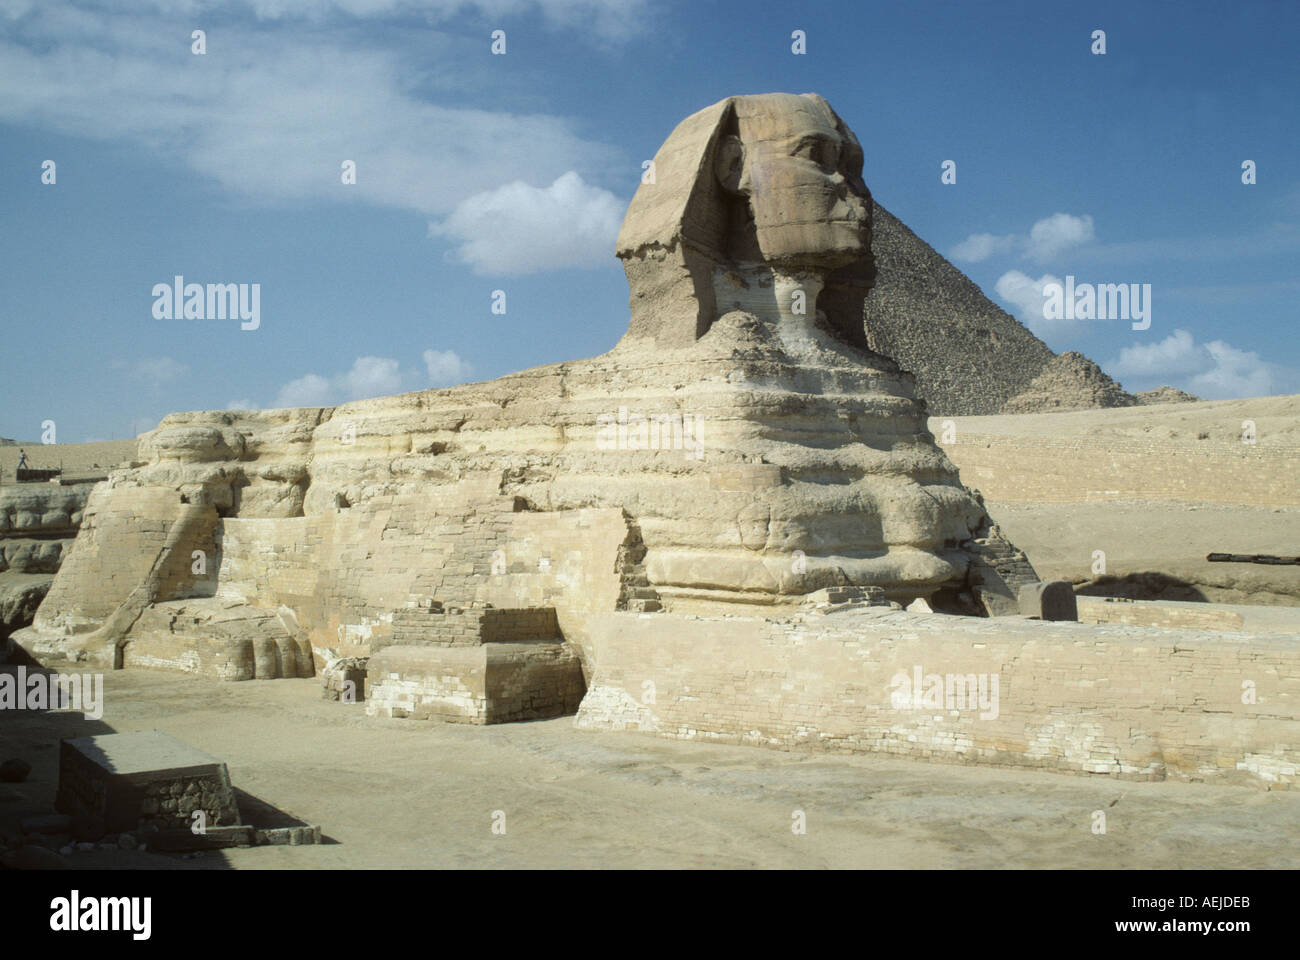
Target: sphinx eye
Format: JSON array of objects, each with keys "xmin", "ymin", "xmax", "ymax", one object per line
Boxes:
[{"xmin": 798, "ymin": 139, "xmax": 836, "ymax": 170}]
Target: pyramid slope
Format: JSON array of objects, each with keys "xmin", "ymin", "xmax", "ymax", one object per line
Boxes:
[
  {"xmin": 1136, "ymin": 386, "xmax": 1201, "ymax": 405},
  {"xmin": 1001, "ymin": 351, "xmax": 1137, "ymax": 414},
  {"xmin": 862, "ymin": 202, "xmax": 1057, "ymax": 415}
]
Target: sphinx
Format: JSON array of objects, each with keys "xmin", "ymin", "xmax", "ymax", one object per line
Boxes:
[
  {"xmin": 617, "ymin": 92, "xmax": 876, "ymax": 350},
  {"xmin": 13, "ymin": 93, "xmax": 1036, "ymax": 684}
]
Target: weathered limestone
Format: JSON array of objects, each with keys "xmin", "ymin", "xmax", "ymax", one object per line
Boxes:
[
  {"xmin": 321, "ymin": 656, "xmax": 368, "ymax": 701},
  {"xmin": 0, "ymin": 482, "xmax": 92, "ymax": 648},
  {"xmin": 1018, "ymin": 581, "xmax": 1079, "ymax": 621},
  {"xmin": 1075, "ymin": 596, "xmax": 1300, "ymax": 634},
  {"xmin": 121, "ymin": 598, "xmax": 314, "ymax": 680},
  {"xmin": 366, "ymin": 605, "xmax": 584, "ymax": 723},
  {"xmin": 0, "ymin": 483, "xmax": 87, "ymax": 540},
  {"xmin": 53, "ymin": 730, "xmax": 322, "ymax": 850},
  {"xmin": 7, "ymin": 93, "xmax": 1295, "ymax": 787}
]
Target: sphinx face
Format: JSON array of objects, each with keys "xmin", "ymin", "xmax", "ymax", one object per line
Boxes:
[{"xmin": 732, "ymin": 94, "xmax": 871, "ymax": 271}]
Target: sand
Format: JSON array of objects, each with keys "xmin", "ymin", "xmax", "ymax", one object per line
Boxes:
[
  {"xmin": 930, "ymin": 394, "xmax": 1300, "ymax": 448},
  {"xmin": 2, "ymin": 665, "xmax": 1297, "ymax": 870},
  {"xmin": 0, "ymin": 438, "xmax": 137, "ymax": 483}
]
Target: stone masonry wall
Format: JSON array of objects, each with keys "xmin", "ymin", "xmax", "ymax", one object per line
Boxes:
[
  {"xmin": 937, "ymin": 434, "xmax": 1298, "ymax": 506},
  {"xmin": 388, "ymin": 606, "xmax": 561, "ymax": 649},
  {"xmin": 365, "ymin": 641, "xmax": 585, "ymax": 724},
  {"xmin": 56, "ymin": 742, "xmax": 240, "ymax": 837},
  {"xmin": 486, "ymin": 642, "xmax": 586, "ymax": 722},
  {"xmin": 575, "ymin": 608, "xmax": 1300, "ymax": 788},
  {"xmin": 214, "ymin": 503, "xmax": 625, "ymax": 673}
]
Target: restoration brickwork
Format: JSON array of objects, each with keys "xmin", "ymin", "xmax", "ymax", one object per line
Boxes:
[{"xmin": 576, "ymin": 608, "xmax": 1299, "ymax": 788}]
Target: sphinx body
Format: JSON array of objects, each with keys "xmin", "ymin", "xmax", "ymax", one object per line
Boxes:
[{"xmin": 14, "ymin": 94, "xmax": 1035, "ymax": 679}]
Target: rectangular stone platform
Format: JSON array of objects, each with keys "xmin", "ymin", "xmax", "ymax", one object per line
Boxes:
[
  {"xmin": 55, "ymin": 731, "xmax": 241, "ymax": 839},
  {"xmin": 365, "ymin": 605, "xmax": 585, "ymax": 723},
  {"xmin": 366, "ymin": 642, "xmax": 586, "ymax": 723}
]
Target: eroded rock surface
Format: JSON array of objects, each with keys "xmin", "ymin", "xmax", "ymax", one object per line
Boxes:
[{"xmin": 0, "ymin": 483, "xmax": 92, "ymax": 650}]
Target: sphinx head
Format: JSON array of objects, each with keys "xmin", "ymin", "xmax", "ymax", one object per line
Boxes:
[
  {"xmin": 617, "ymin": 93, "xmax": 875, "ymax": 348},
  {"xmin": 715, "ymin": 93, "xmax": 870, "ymax": 270}
]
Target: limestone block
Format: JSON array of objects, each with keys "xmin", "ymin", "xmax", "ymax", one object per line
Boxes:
[
  {"xmin": 575, "ymin": 608, "xmax": 1300, "ymax": 787},
  {"xmin": 366, "ymin": 637, "xmax": 584, "ymax": 724},
  {"xmin": 1018, "ymin": 581, "xmax": 1079, "ymax": 621},
  {"xmin": 321, "ymin": 656, "xmax": 367, "ymax": 701}
]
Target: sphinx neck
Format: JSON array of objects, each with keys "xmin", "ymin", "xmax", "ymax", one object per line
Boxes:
[{"xmin": 711, "ymin": 262, "xmax": 829, "ymax": 357}]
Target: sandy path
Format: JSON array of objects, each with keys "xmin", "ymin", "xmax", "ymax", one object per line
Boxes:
[
  {"xmin": 2, "ymin": 666, "xmax": 1296, "ymax": 869},
  {"xmin": 989, "ymin": 500, "xmax": 1299, "ymax": 605}
]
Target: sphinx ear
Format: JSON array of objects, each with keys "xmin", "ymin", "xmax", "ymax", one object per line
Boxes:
[{"xmin": 713, "ymin": 134, "xmax": 746, "ymax": 195}]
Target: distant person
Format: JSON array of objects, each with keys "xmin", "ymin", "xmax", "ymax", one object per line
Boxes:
[{"xmin": 16, "ymin": 449, "xmax": 29, "ymax": 470}]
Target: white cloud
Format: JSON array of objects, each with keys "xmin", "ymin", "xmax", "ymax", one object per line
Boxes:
[
  {"xmin": 1106, "ymin": 328, "xmax": 1289, "ymax": 400},
  {"xmin": 1024, "ymin": 213, "xmax": 1095, "ymax": 261},
  {"xmin": 950, "ymin": 232, "xmax": 1017, "ymax": 263},
  {"xmin": 0, "ymin": 0, "xmax": 35, "ymax": 18},
  {"xmin": 994, "ymin": 269, "xmax": 1064, "ymax": 333},
  {"xmin": 275, "ymin": 373, "xmax": 333, "ymax": 408},
  {"xmin": 89, "ymin": 1, "xmax": 650, "ymax": 42},
  {"xmin": 272, "ymin": 350, "xmax": 468, "ymax": 407},
  {"xmin": 0, "ymin": 4, "xmax": 626, "ymax": 223},
  {"xmin": 1193, "ymin": 340, "xmax": 1277, "ymax": 399},
  {"xmin": 226, "ymin": 399, "xmax": 256, "ymax": 411},
  {"xmin": 429, "ymin": 171, "xmax": 623, "ymax": 274},
  {"xmin": 342, "ymin": 355, "xmax": 402, "ymax": 400},
  {"xmin": 1106, "ymin": 329, "xmax": 1204, "ymax": 380},
  {"xmin": 114, "ymin": 356, "xmax": 189, "ymax": 392},
  {"xmin": 423, "ymin": 349, "xmax": 473, "ymax": 386},
  {"xmin": 949, "ymin": 213, "xmax": 1095, "ymax": 264}
]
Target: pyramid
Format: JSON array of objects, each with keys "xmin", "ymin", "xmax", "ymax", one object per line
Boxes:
[
  {"xmin": 862, "ymin": 202, "xmax": 1118, "ymax": 416},
  {"xmin": 1136, "ymin": 386, "xmax": 1201, "ymax": 405},
  {"xmin": 1001, "ymin": 351, "xmax": 1137, "ymax": 414}
]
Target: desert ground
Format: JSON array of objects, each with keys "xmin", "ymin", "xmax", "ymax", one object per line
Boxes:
[
  {"xmin": 0, "ymin": 438, "xmax": 136, "ymax": 484},
  {"xmin": 3, "ymin": 665, "xmax": 1298, "ymax": 870},
  {"xmin": 935, "ymin": 395, "xmax": 1300, "ymax": 447},
  {"xmin": 930, "ymin": 394, "xmax": 1300, "ymax": 606}
]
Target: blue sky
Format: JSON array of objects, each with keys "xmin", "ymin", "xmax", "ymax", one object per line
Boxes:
[{"xmin": 1, "ymin": 0, "xmax": 1297, "ymax": 442}]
